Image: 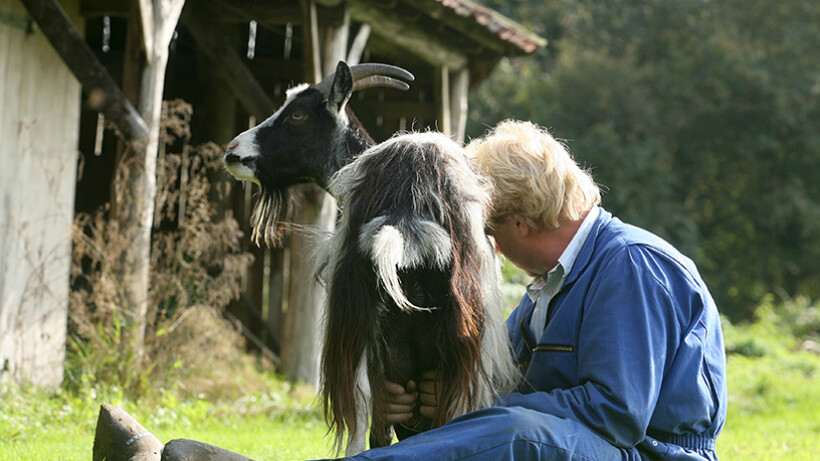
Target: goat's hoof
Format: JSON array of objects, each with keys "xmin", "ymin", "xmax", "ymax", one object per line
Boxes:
[
  {"xmin": 92, "ymin": 403, "xmax": 164, "ymax": 461},
  {"xmin": 161, "ymin": 439, "xmax": 254, "ymax": 461}
]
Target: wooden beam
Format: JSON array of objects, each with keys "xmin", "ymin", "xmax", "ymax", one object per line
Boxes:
[
  {"xmin": 80, "ymin": 0, "xmax": 129, "ymax": 17},
  {"xmin": 401, "ymin": 0, "xmax": 545, "ymax": 56},
  {"xmin": 136, "ymin": 0, "xmax": 154, "ymax": 55},
  {"xmin": 304, "ymin": 0, "xmax": 321, "ymax": 82},
  {"xmin": 181, "ymin": 7, "xmax": 276, "ymax": 120},
  {"xmin": 198, "ymin": 0, "xmax": 305, "ymax": 26},
  {"xmin": 80, "ymin": 0, "xmax": 345, "ymax": 25},
  {"xmin": 322, "ymin": 5, "xmax": 349, "ymax": 76},
  {"xmin": 351, "ymin": 100, "xmax": 438, "ymax": 121},
  {"xmin": 346, "ymin": 23, "xmax": 370, "ymax": 65},
  {"xmin": 348, "ymin": 0, "xmax": 468, "ymax": 68},
  {"xmin": 20, "ymin": 0, "xmax": 148, "ymax": 143}
]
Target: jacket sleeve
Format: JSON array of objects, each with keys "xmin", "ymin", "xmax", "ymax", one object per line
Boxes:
[{"xmin": 498, "ymin": 246, "xmax": 684, "ymax": 448}]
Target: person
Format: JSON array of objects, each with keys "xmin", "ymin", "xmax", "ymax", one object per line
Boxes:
[
  {"xmin": 155, "ymin": 120, "xmax": 727, "ymax": 461},
  {"xmin": 371, "ymin": 120, "xmax": 727, "ymax": 460}
]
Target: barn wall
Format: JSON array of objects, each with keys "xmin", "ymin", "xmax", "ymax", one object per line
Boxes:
[{"xmin": 0, "ymin": 0, "xmax": 83, "ymax": 388}]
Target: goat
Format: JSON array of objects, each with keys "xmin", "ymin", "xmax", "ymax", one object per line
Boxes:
[
  {"xmin": 316, "ymin": 132, "xmax": 520, "ymax": 456},
  {"xmin": 223, "ymin": 61, "xmax": 414, "ymax": 246}
]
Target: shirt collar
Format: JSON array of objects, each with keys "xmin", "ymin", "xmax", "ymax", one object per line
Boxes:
[{"xmin": 525, "ymin": 206, "xmax": 600, "ymax": 301}]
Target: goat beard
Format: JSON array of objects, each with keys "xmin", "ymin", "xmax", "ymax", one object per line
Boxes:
[{"xmin": 250, "ymin": 187, "xmax": 292, "ymax": 247}]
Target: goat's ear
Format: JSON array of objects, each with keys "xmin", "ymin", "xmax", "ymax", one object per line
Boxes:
[{"xmin": 328, "ymin": 61, "xmax": 354, "ymax": 116}]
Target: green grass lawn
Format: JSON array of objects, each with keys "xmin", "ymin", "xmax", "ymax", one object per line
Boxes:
[
  {"xmin": 3, "ymin": 309, "xmax": 819, "ymax": 460},
  {"xmin": 0, "ymin": 376, "xmax": 336, "ymax": 461},
  {"xmin": 3, "ymin": 350, "xmax": 818, "ymax": 461}
]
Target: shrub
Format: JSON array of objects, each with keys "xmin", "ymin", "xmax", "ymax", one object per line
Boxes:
[{"xmin": 66, "ymin": 100, "xmax": 258, "ymax": 400}]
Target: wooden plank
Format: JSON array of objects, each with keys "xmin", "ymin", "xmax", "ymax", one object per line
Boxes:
[
  {"xmin": 19, "ymin": 0, "xmax": 148, "ymax": 143},
  {"xmin": 136, "ymin": 0, "xmax": 154, "ymax": 55},
  {"xmin": 181, "ymin": 6, "xmax": 276, "ymax": 121},
  {"xmin": 0, "ymin": 0, "xmax": 83, "ymax": 388},
  {"xmin": 346, "ymin": 23, "xmax": 370, "ymax": 65},
  {"xmin": 401, "ymin": 0, "xmax": 545, "ymax": 56},
  {"xmin": 198, "ymin": 0, "xmax": 343, "ymax": 26},
  {"xmin": 350, "ymin": 99, "xmax": 438, "ymax": 123},
  {"xmin": 266, "ymin": 247, "xmax": 285, "ymax": 351},
  {"xmin": 305, "ymin": 0, "xmax": 321, "ymax": 82},
  {"xmin": 80, "ymin": 0, "xmax": 129, "ymax": 17},
  {"xmin": 79, "ymin": 0, "xmax": 341, "ymax": 25},
  {"xmin": 322, "ymin": 5, "xmax": 349, "ymax": 76},
  {"xmin": 348, "ymin": 0, "xmax": 468, "ymax": 68}
]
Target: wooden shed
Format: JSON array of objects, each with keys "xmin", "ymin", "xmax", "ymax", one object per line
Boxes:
[{"xmin": 0, "ymin": 0, "xmax": 543, "ymax": 388}]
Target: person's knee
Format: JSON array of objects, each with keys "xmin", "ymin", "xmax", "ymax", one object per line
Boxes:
[{"xmin": 450, "ymin": 406, "xmax": 553, "ymax": 439}]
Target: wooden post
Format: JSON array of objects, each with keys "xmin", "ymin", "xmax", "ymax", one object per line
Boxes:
[
  {"xmin": 112, "ymin": 0, "xmax": 186, "ymax": 361},
  {"xmin": 182, "ymin": 6, "xmax": 275, "ymax": 121},
  {"xmin": 279, "ymin": 0, "xmax": 346, "ymax": 388},
  {"xmin": 347, "ymin": 23, "xmax": 370, "ymax": 65},
  {"xmin": 18, "ymin": 0, "xmax": 148, "ymax": 143},
  {"xmin": 436, "ymin": 65, "xmax": 452, "ymax": 138},
  {"xmin": 449, "ymin": 67, "xmax": 469, "ymax": 143}
]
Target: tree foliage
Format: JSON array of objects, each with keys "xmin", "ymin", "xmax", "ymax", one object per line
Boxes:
[{"xmin": 469, "ymin": 0, "xmax": 820, "ymax": 319}]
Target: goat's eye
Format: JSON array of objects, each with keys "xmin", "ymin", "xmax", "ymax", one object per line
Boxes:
[{"xmin": 290, "ymin": 111, "xmax": 308, "ymax": 121}]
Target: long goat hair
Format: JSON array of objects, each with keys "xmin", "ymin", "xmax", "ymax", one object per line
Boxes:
[{"xmin": 316, "ymin": 132, "xmax": 520, "ymax": 455}]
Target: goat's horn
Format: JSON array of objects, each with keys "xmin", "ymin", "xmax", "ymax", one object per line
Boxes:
[
  {"xmin": 349, "ymin": 63, "xmax": 415, "ymax": 84},
  {"xmin": 314, "ymin": 62, "xmax": 414, "ymax": 96},
  {"xmin": 353, "ymin": 76, "xmax": 411, "ymax": 92}
]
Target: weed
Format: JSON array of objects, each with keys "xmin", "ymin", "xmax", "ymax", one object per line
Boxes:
[{"xmin": 66, "ymin": 100, "xmax": 258, "ymax": 402}]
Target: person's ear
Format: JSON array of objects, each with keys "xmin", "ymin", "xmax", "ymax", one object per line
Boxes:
[{"xmin": 513, "ymin": 214, "xmax": 531, "ymax": 237}]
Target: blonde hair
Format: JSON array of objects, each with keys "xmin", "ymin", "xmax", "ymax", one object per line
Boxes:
[{"xmin": 466, "ymin": 120, "xmax": 601, "ymax": 230}]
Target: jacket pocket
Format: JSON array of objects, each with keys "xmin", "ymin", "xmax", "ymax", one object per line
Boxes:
[{"xmin": 523, "ymin": 343, "xmax": 577, "ymax": 391}]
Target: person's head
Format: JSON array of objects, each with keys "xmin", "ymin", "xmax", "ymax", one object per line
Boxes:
[{"xmin": 466, "ymin": 120, "xmax": 601, "ymax": 232}]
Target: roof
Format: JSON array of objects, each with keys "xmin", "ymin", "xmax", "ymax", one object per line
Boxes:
[{"xmin": 431, "ymin": 0, "xmax": 546, "ymax": 54}]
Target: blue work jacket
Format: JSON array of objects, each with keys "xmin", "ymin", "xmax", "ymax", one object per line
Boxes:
[{"xmin": 500, "ymin": 209, "xmax": 727, "ymax": 460}]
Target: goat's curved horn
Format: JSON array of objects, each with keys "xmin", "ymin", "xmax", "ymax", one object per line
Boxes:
[
  {"xmin": 349, "ymin": 63, "xmax": 415, "ymax": 84},
  {"xmin": 314, "ymin": 62, "xmax": 414, "ymax": 96},
  {"xmin": 352, "ymin": 76, "xmax": 411, "ymax": 92}
]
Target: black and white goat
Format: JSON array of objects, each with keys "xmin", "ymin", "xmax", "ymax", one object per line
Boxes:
[
  {"xmin": 222, "ymin": 62, "xmax": 519, "ymax": 455},
  {"xmin": 223, "ymin": 61, "xmax": 414, "ymax": 246},
  {"xmin": 316, "ymin": 132, "xmax": 520, "ymax": 455}
]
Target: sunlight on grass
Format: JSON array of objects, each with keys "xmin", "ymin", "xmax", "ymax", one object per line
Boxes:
[
  {"xmin": 0, "ymin": 377, "xmax": 334, "ymax": 461},
  {"xmin": 2, "ymin": 297, "xmax": 819, "ymax": 460}
]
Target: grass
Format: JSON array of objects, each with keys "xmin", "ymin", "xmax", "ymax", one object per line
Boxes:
[
  {"xmin": 3, "ymin": 298, "xmax": 819, "ymax": 460},
  {"xmin": 4, "ymin": 350, "xmax": 818, "ymax": 460},
  {"xmin": 715, "ymin": 298, "xmax": 820, "ymax": 460},
  {"xmin": 718, "ymin": 353, "xmax": 820, "ymax": 459},
  {"xmin": 0, "ymin": 378, "xmax": 334, "ymax": 460}
]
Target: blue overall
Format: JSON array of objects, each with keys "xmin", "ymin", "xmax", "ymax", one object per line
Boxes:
[{"xmin": 339, "ymin": 209, "xmax": 727, "ymax": 460}]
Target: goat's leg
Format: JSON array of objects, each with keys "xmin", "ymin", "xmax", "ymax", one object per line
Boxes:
[
  {"xmin": 369, "ymin": 425, "xmax": 395, "ymax": 449},
  {"xmin": 345, "ymin": 357, "xmax": 371, "ymax": 457}
]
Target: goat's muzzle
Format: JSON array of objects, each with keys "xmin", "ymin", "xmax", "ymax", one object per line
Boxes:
[{"xmin": 224, "ymin": 152, "xmax": 241, "ymax": 164}]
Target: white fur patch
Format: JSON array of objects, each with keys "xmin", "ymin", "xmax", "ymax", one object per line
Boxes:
[{"xmin": 359, "ymin": 218, "xmax": 452, "ymax": 312}]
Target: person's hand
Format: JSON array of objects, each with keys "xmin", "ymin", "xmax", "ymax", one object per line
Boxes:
[
  {"xmin": 417, "ymin": 370, "xmax": 442, "ymax": 419},
  {"xmin": 383, "ymin": 379, "xmax": 418, "ymax": 424}
]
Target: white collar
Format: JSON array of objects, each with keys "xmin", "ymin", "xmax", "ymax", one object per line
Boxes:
[{"xmin": 526, "ymin": 206, "xmax": 599, "ymax": 301}]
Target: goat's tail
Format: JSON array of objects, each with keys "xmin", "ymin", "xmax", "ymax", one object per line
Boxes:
[{"xmin": 359, "ymin": 216, "xmax": 453, "ymax": 311}]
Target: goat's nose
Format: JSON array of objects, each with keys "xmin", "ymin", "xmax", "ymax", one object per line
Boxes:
[
  {"xmin": 224, "ymin": 152, "xmax": 241, "ymax": 164},
  {"xmin": 226, "ymin": 140, "xmax": 239, "ymax": 152}
]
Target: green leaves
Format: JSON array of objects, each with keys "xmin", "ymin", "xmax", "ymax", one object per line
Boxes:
[{"xmin": 469, "ymin": 0, "xmax": 820, "ymax": 318}]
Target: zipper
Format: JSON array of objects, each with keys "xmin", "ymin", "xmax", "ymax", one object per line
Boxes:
[{"xmin": 532, "ymin": 344, "xmax": 574, "ymax": 353}]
